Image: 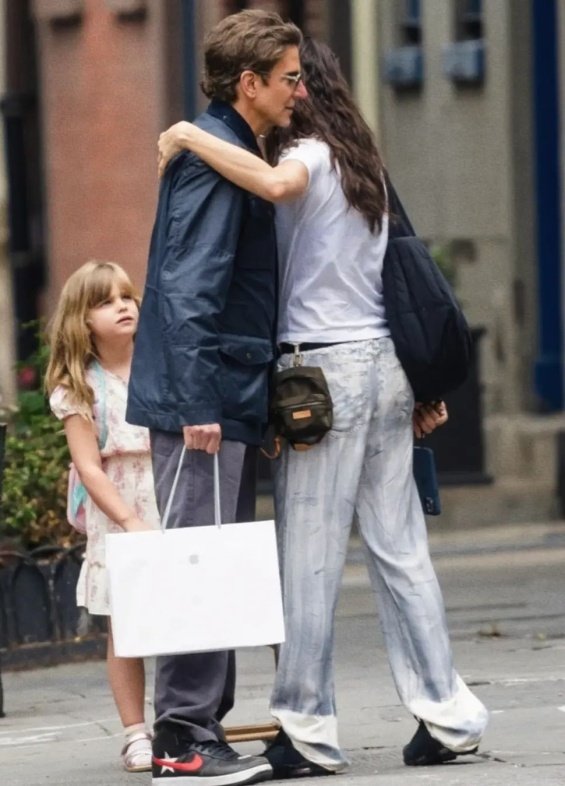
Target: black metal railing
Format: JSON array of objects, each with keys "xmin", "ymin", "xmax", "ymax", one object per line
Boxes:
[
  {"xmin": 0, "ymin": 544, "xmax": 85, "ymax": 648},
  {"xmin": 0, "ymin": 543, "xmax": 108, "ymax": 716},
  {"xmin": 0, "ymin": 544, "xmax": 106, "ymax": 651}
]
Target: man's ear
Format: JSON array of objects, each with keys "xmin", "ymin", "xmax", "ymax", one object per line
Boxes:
[{"xmin": 239, "ymin": 70, "xmax": 257, "ymax": 100}]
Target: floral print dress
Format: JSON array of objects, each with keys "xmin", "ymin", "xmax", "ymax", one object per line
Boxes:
[{"xmin": 50, "ymin": 364, "xmax": 160, "ymax": 615}]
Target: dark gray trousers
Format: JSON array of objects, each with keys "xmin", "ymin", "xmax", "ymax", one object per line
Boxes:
[{"xmin": 149, "ymin": 430, "xmax": 257, "ymax": 742}]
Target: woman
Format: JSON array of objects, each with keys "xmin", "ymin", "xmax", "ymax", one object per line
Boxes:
[{"xmin": 158, "ymin": 37, "xmax": 488, "ymax": 776}]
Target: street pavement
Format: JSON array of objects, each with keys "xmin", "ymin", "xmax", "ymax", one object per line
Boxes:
[{"xmin": 1, "ymin": 520, "xmax": 565, "ymax": 785}]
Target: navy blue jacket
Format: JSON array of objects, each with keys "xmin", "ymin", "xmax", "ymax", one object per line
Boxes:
[{"xmin": 127, "ymin": 101, "xmax": 277, "ymax": 445}]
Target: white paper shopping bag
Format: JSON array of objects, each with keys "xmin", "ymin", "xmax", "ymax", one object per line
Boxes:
[{"xmin": 106, "ymin": 450, "xmax": 285, "ymax": 658}]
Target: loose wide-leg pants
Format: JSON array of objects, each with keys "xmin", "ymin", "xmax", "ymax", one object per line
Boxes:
[{"xmin": 270, "ymin": 338, "xmax": 488, "ymax": 770}]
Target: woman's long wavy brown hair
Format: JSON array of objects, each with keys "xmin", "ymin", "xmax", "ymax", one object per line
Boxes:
[
  {"xmin": 267, "ymin": 37, "xmax": 387, "ymax": 233},
  {"xmin": 44, "ymin": 261, "xmax": 140, "ymax": 415}
]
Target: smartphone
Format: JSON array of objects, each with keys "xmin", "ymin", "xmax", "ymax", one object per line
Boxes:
[{"xmin": 413, "ymin": 446, "xmax": 441, "ymax": 516}]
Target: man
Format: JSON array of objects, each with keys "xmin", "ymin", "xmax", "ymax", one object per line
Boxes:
[{"xmin": 127, "ymin": 10, "xmax": 306, "ymax": 786}]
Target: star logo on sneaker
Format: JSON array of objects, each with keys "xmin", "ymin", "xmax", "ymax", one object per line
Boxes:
[{"xmin": 153, "ymin": 752, "xmax": 204, "ymax": 774}]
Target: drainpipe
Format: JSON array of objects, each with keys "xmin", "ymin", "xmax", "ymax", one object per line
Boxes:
[
  {"xmin": 532, "ymin": 0, "xmax": 563, "ymax": 410},
  {"xmin": 350, "ymin": 0, "xmax": 380, "ymax": 136},
  {"xmin": 181, "ymin": 0, "xmax": 197, "ymax": 119}
]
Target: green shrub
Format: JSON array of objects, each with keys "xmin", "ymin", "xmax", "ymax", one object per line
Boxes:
[
  {"xmin": 430, "ymin": 244, "xmax": 457, "ymax": 288},
  {"xmin": 1, "ymin": 332, "xmax": 79, "ymax": 548}
]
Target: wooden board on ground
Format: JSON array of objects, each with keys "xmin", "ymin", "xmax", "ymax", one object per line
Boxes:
[{"xmin": 224, "ymin": 721, "xmax": 280, "ymax": 743}]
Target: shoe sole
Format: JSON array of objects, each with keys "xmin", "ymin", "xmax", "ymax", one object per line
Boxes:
[
  {"xmin": 272, "ymin": 765, "xmax": 334, "ymax": 780},
  {"xmin": 404, "ymin": 745, "xmax": 478, "ymax": 767},
  {"xmin": 125, "ymin": 763, "xmax": 152, "ymax": 772},
  {"xmin": 152, "ymin": 763, "xmax": 273, "ymax": 786},
  {"xmin": 404, "ymin": 748, "xmax": 457, "ymax": 766}
]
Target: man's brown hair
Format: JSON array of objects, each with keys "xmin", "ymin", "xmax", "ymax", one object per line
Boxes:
[{"xmin": 201, "ymin": 10, "xmax": 302, "ymax": 103}]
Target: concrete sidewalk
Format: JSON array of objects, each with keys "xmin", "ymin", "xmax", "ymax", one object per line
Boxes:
[{"xmin": 1, "ymin": 521, "xmax": 565, "ymax": 785}]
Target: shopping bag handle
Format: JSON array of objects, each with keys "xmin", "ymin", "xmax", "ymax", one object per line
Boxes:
[{"xmin": 160, "ymin": 448, "xmax": 221, "ymax": 532}]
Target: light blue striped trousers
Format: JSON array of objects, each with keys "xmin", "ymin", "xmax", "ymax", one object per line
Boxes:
[{"xmin": 270, "ymin": 338, "xmax": 488, "ymax": 770}]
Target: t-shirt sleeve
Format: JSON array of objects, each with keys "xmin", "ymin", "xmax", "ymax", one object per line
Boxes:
[
  {"xmin": 279, "ymin": 140, "xmax": 328, "ymax": 186},
  {"xmin": 49, "ymin": 386, "xmax": 88, "ymax": 421}
]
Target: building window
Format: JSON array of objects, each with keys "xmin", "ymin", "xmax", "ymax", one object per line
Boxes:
[
  {"xmin": 455, "ymin": 0, "xmax": 483, "ymax": 41},
  {"xmin": 32, "ymin": 0, "xmax": 84, "ymax": 24},
  {"xmin": 401, "ymin": 0, "xmax": 422, "ymax": 45},
  {"xmin": 384, "ymin": 0, "xmax": 423, "ymax": 90},
  {"xmin": 443, "ymin": 0, "xmax": 485, "ymax": 85}
]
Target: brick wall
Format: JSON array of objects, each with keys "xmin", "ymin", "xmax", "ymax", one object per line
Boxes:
[{"xmin": 34, "ymin": 0, "xmax": 176, "ymax": 307}]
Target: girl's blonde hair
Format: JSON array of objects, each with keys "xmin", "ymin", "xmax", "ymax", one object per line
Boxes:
[{"xmin": 44, "ymin": 260, "xmax": 140, "ymax": 411}]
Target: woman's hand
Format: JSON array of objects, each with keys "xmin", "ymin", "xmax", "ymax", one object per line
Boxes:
[
  {"xmin": 158, "ymin": 121, "xmax": 193, "ymax": 177},
  {"xmin": 413, "ymin": 401, "xmax": 448, "ymax": 439}
]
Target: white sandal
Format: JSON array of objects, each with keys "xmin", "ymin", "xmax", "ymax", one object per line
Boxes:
[{"xmin": 121, "ymin": 731, "xmax": 153, "ymax": 773}]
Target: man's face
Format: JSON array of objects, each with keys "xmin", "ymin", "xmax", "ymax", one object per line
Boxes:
[{"xmin": 253, "ymin": 46, "xmax": 308, "ymax": 131}]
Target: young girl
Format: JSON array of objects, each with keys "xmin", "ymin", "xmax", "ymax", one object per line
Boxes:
[{"xmin": 45, "ymin": 260, "xmax": 159, "ymax": 773}]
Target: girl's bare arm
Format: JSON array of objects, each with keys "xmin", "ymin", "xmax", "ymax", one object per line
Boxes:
[{"xmin": 64, "ymin": 415, "xmax": 152, "ymax": 532}]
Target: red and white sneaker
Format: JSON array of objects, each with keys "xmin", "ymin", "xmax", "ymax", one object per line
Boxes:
[{"xmin": 152, "ymin": 738, "xmax": 272, "ymax": 786}]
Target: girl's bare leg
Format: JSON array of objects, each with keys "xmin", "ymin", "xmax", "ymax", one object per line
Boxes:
[{"xmin": 106, "ymin": 619, "xmax": 146, "ymax": 726}]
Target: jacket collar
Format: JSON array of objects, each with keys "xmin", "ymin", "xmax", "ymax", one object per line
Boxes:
[{"xmin": 206, "ymin": 100, "xmax": 260, "ymax": 154}]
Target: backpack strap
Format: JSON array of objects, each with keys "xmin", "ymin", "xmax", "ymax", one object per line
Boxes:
[
  {"xmin": 90, "ymin": 360, "xmax": 108, "ymax": 450},
  {"xmin": 384, "ymin": 171, "xmax": 416, "ymax": 241}
]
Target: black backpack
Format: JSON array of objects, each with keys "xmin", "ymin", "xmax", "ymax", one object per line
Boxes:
[{"xmin": 382, "ymin": 178, "xmax": 472, "ymax": 402}]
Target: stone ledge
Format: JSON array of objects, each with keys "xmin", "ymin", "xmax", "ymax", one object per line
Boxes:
[
  {"xmin": 485, "ymin": 413, "xmax": 565, "ymax": 480},
  {"xmin": 434, "ymin": 478, "xmax": 559, "ymax": 530},
  {"xmin": 257, "ymin": 477, "xmax": 560, "ymax": 532},
  {"xmin": 1, "ymin": 635, "xmax": 105, "ymax": 672}
]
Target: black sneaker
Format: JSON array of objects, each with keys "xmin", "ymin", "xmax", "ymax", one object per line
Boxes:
[
  {"xmin": 152, "ymin": 730, "xmax": 272, "ymax": 786},
  {"xmin": 263, "ymin": 730, "xmax": 333, "ymax": 779},
  {"xmin": 403, "ymin": 721, "xmax": 478, "ymax": 766}
]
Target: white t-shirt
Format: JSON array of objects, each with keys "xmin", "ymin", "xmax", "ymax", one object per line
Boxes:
[{"xmin": 275, "ymin": 137, "xmax": 390, "ymax": 344}]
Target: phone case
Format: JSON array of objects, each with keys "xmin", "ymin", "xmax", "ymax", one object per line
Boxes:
[{"xmin": 413, "ymin": 445, "xmax": 441, "ymax": 516}]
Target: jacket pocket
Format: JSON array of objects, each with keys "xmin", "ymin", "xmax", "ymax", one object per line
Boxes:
[{"xmin": 219, "ymin": 336, "xmax": 274, "ymax": 422}]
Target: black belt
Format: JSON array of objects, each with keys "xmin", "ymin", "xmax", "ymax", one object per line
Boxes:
[{"xmin": 278, "ymin": 341, "xmax": 345, "ymax": 354}]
